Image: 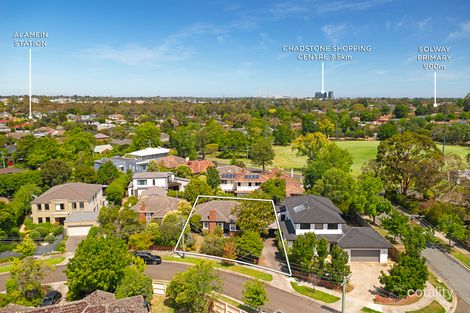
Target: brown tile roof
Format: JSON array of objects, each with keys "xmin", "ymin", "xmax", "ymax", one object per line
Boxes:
[
  {"xmin": 187, "ymin": 160, "xmax": 214, "ymax": 174},
  {"xmin": 195, "ymin": 200, "xmax": 239, "ymax": 223},
  {"xmin": 0, "ymin": 291, "xmax": 147, "ymax": 313},
  {"xmin": 216, "ymin": 165, "xmax": 243, "ymax": 175},
  {"xmin": 131, "ymin": 194, "xmax": 181, "ymax": 219},
  {"xmin": 155, "ymin": 155, "xmax": 187, "ymax": 169},
  {"xmin": 263, "ymin": 168, "xmax": 304, "ymax": 196},
  {"xmin": 31, "ymin": 183, "xmax": 103, "ymax": 204},
  {"xmin": 94, "ymin": 133, "xmax": 110, "ymax": 140}
]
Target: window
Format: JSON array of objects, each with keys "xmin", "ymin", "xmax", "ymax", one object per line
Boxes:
[
  {"xmin": 55, "ymin": 203, "xmax": 65, "ymax": 211},
  {"xmin": 299, "ymin": 223, "xmax": 310, "ymax": 230},
  {"xmin": 221, "ymin": 180, "xmax": 227, "ymax": 184},
  {"xmin": 237, "ymin": 182, "xmax": 241, "ymax": 186},
  {"xmin": 72, "ymin": 202, "xmax": 77, "ymax": 209},
  {"xmin": 280, "ymin": 214, "xmax": 285, "ymax": 221},
  {"xmin": 202, "ymin": 222, "xmax": 209, "ymax": 229},
  {"xmin": 45, "ymin": 217, "xmax": 50, "ymax": 223},
  {"xmin": 255, "ymin": 182, "xmax": 261, "ymax": 186},
  {"xmin": 137, "ymin": 180, "xmax": 147, "ymax": 186},
  {"xmin": 314, "ymin": 224, "xmax": 324, "ymax": 230},
  {"xmin": 229, "ymin": 224, "xmax": 236, "ymax": 231},
  {"xmin": 37, "ymin": 204, "xmax": 42, "ymax": 211},
  {"xmin": 327, "ymin": 224, "xmax": 338, "ymax": 230},
  {"xmin": 146, "ymin": 212, "xmax": 152, "ymax": 222},
  {"xmin": 38, "ymin": 217, "xmax": 43, "ymax": 223},
  {"xmin": 217, "ymin": 222, "xmax": 224, "ymax": 228},
  {"xmin": 44, "ymin": 204, "xmax": 49, "ymax": 211},
  {"xmin": 248, "ymin": 182, "xmax": 252, "ymax": 187},
  {"xmin": 79, "ymin": 202, "xmax": 85, "ymax": 209}
]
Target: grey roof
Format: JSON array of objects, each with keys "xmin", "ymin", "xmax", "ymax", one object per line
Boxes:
[
  {"xmin": 131, "ymin": 195, "xmax": 181, "ymax": 218},
  {"xmin": 133, "ymin": 171, "xmax": 172, "ymax": 179},
  {"xmin": 32, "ymin": 183, "xmax": 102, "ymax": 204},
  {"xmin": 64, "ymin": 211, "xmax": 99, "ymax": 223},
  {"xmin": 111, "ymin": 138, "xmax": 132, "ymax": 146},
  {"xmin": 338, "ymin": 226, "xmax": 392, "ymax": 249},
  {"xmin": 281, "ymin": 195, "xmax": 346, "ymax": 224},
  {"xmin": 195, "ymin": 200, "xmax": 240, "ymax": 223},
  {"xmin": 140, "ymin": 186, "xmax": 167, "ymax": 197},
  {"xmin": 279, "ymin": 220, "xmax": 297, "ymax": 241}
]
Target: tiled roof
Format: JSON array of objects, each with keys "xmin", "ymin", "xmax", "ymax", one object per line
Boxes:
[
  {"xmin": 195, "ymin": 200, "xmax": 239, "ymax": 223},
  {"xmin": 156, "ymin": 155, "xmax": 187, "ymax": 169},
  {"xmin": 131, "ymin": 195, "xmax": 181, "ymax": 218},
  {"xmin": 31, "ymin": 183, "xmax": 102, "ymax": 204},
  {"xmin": 0, "ymin": 290, "xmax": 147, "ymax": 313},
  {"xmin": 187, "ymin": 160, "xmax": 214, "ymax": 174}
]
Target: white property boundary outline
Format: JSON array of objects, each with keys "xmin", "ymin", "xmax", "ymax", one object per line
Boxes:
[{"xmin": 173, "ymin": 195, "xmax": 292, "ymax": 277}]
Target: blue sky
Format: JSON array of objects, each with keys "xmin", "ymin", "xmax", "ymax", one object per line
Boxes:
[{"xmin": 0, "ymin": 0, "xmax": 469, "ymax": 98}]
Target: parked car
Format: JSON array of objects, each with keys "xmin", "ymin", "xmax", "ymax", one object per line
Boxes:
[
  {"xmin": 134, "ymin": 251, "xmax": 162, "ymax": 265},
  {"xmin": 40, "ymin": 290, "xmax": 62, "ymax": 306}
]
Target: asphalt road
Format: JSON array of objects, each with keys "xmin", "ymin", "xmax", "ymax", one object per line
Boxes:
[
  {"xmin": 0, "ymin": 262, "xmax": 336, "ymax": 313},
  {"xmin": 422, "ymin": 247, "xmax": 470, "ymax": 305}
]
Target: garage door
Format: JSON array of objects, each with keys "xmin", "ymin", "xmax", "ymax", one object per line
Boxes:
[
  {"xmin": 67, "ymin": 226, "xmax": 91, "ymax": 236},
  {"xmin": 350, "ymin": 249, "xmax": 380, "ymax": 262}
]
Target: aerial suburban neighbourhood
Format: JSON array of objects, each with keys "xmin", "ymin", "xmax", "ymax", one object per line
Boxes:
[{"xmin": 1, "ymin": 1, "xmax": 470, "ymax": 313}]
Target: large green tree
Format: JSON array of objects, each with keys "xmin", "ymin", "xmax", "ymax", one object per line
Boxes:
[
  {"xmin": 131, "ymin": 122, "xmax": 161, "ymax": 151},
  {"xmin": 376, "ymin": 132, "xmax": 443, "ymax": 195},
  {"xmin": 40, "ymin": 159, "xmax": 72, "ymax": 189},
  {"xmin": 65, "ymin": 236, "xmax": 133, "ymax": 300},
  {"xmin": 438, "ymin": 213, "xmax": 467, "ymax": 248},
  {"xmin": 326, "ymin": 245, "xmax": 351, "ymax": 284},
  {"xmin": 233, "ymin": 200, "xmax": 275, "ymax": 234},
  {"xmin": 183, "ymin": 178, "xmax": 213, "ymax": 203},
  {"xmin": 115, "ymin": 265, "xmax": 153, "ymax": 302},
  {"xmin": 96, "ymin": 161, "xmax": 120, "ymax": 185},
  {"xmin": 236, "ymin": 230, "xmax": 264, "ymax": 261},
  {"xmin": 312, "ymin": 168, "xmax": 355, "ymax": 211},
  {"xmin": 242, "ymin": 280, "xmax": 268, "ymax": 311},
  {"xmin": 166, "ymin": 261, "xmax": 222, "ymax": 313}
]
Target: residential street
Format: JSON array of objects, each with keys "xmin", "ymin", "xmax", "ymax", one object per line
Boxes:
[
  {"xmin": 422, "ymin": 247, "xmax": 470, "ymax": 306},
  {"xmin": 0, "ymin": 262, "xmax": 335, "ymax": 313}
]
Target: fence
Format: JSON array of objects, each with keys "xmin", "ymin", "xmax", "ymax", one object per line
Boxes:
[{"xmin": 211, "ymin": 298, "xmax": 248, "ymax": 313}]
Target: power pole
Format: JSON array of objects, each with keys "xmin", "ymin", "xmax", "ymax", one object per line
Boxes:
[
  {"xmin": 442, "ymin": 105, "xmax": 447, "ymax": 155},
  {"xmin": 341, "ymin": 275, "xmax": 350, "ymax": 313}
]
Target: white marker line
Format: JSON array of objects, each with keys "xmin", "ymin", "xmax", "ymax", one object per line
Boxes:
[
  {"xmin": 321, "ymin": 61, "xmax": 325, "ymax": 94},
  {"xmin": 29, "ymin": 48, "xmax": 32, "ymax": 119},
  {"xmin": 433, "ymin": 71, "xmax": 437, "ymax": 107}
]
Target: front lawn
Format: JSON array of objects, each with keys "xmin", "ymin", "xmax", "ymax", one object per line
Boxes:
[
  {"xmin": 361, "ymin": 307, "xmax": 381, "ymax": 313},
  {"xmin": 162, "ymin": 255, "xmax": 273, "ymax": 281},
  {"xmin": 217, "ymin": 294, "xmax": 257, "ymax": 313},
  {"xmin": 151, "ymin": 295, "xmax": 175, "ymax": 313},
  {"xmin": 0, "ymin": 256, "xmax": 65, "ymax": 273},
  {"xmin": 290, "ymin": 282, "xmax": 340, "ymax": 303},
  {"xmin": 427, "ymin": 271, "xmax": 453, "ymax": 302},
  {"xmin": 405, "ymin": 301, "xmax": 445, "ymax": 313},
  {"xmin": 451, "ymin": 249, "xmax": 470, "ymax": 269}
]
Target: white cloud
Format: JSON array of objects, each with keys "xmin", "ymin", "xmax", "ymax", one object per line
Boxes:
[
  {"xmin": 448, "ymin": 21, "xmax": 470, "ymax": 40},
  {"xmin": 74, "ymin": 23, "xmax": 226, "ymax": 66},
  {"xmin": 417, "ymin": 17, "xmax": 432, "ymax": 31},
  {"xmin": 317, "ymin": 0, "xmax": 393, "ymax": 14},
  {"xmin": 322, "ymin": 23, "xmax": 347, "ymax": 43}
]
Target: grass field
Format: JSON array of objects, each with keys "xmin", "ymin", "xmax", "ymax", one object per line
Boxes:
[
  {"xmin": 450, "ymin": 249, "xmax": 470, "ymax": 269},
  {"xmin": 290, "ymin": 282, "xmax": 340, "ymax": 303},
  {"xmin": 361, "ymin": 307, "xmax": 381, "ymax": 313},
  {"xmin": 209, "ymin": 141, "xmax": 470, "ymax": 176},
  {"xmin": 405, "ymin": 300, "xmax": 445, "ymax": 313}
]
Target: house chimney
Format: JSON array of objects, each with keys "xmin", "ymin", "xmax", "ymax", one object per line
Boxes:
[{"xmin": 208, "ymin": 209, "xmax": 217, "ymax": 234}]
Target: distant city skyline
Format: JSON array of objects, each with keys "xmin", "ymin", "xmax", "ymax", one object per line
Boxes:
[{"xmin": 1, "ymin": 0, "xmax": 469, "ymax": 98}]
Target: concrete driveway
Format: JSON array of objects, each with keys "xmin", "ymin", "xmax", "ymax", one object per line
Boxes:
[
  {"xmin": 349, "ymin": 261, "xmax": 392, "ymax": 302},
  {"xmin": 65, "ymin": 236, "xmax": 86, "ymax": 254}
]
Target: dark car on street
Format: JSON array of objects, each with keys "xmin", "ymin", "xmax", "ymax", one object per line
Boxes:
[
  {"xmin": 134, "ymin": 251, "xmax": 162, "ymax": 265},
  {"xmin": 40, "ymin": 290, "xmax": 62, "ymax": 306}
]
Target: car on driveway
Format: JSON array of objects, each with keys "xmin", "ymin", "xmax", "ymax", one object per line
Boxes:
[
  {"xmin": 134, "ymin": 251, "xmax": 162, "ymax": 265},
  {"xmin": 40, "ymin": 290, "xmax": 62, "ymax": 306}
]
